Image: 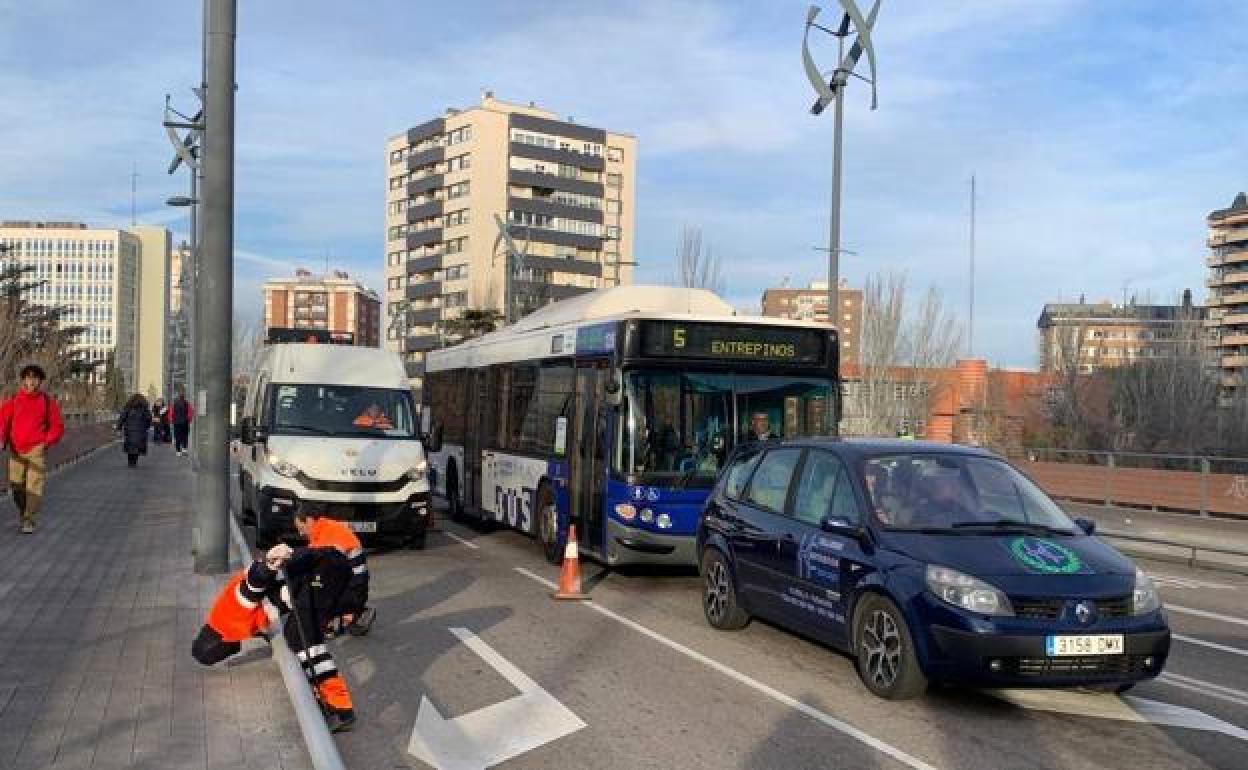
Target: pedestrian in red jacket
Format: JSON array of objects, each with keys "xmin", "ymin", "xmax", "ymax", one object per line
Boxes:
[{"xmin": 0, "ymin": 364, "xmax": 65, "ymax": 533}]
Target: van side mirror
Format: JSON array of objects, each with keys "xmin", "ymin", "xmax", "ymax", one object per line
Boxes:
[
  {"xmin": 821, "ymin": 515, "xmax": 865, "ymax": 541},
  {"xmin": 1074, "ymin": 517, "xmax": 1096, "ymax": 536},
  {"xmin": 604, "ymin": 369, "xmax": 623, "ymax": 406},
  {"xmin": 240, "ymin": 416, "xmax": 256, "ymax": 445},
  {"xmin": 425, "ymin": 423, "xmax": 443, "ymax": 453}
]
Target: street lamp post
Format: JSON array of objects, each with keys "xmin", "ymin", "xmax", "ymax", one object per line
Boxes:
[{"xmin": 802, "ymin": 1, "xmax": 880, "ymax": 379}]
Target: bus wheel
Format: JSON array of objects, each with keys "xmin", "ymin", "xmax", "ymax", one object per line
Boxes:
[{"xmin": 536, "ymin": 483, "xmax": 560, "ymax": 565}]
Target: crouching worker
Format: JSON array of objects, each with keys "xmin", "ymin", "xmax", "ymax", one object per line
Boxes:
[
  {"xmin": 294, "ymin": 511, "xmax": 375, "ymax": 636},
  {"xmin": 191, "ymin": 543, "xmax": 359, "ymax": 732}
]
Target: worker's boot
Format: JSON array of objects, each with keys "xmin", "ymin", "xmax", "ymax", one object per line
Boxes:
[
  {"xmin": 346, "ymin": 607, "xmax": 376, "ymax": 637},
  {"xmin": 324, "ymin": 707, "xmax": 357, "ymax": 733}
]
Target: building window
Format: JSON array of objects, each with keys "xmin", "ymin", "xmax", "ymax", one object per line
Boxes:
[
  {"xmin": 445, "ymin": 209, "xmax": 470, "ymax": 227},
  {"xmin": 607, "ymin": 146, "xmax": 623, "ymax": 162},
  {"xmin": 606, "ymin": 173, "xmax": 621, "ymax": 188},
  {"xmin": 445, "ymin": 236, "xmax": 469, "ymax": 255},
  {"xmin": 606, "ymin": 199, "xmax": 621, "ymax": 214},
  {"xmin": 447, "ymin": 181, "xmax": 470, "ymax": 199},
  {"xmin": 444, "ymin": 291, "xmax": 468, "ymax": 308},
  {"xmin": 447, "ymin": 153, "xmax": 471, "ymax": 172},
  {"xmin": 444, "ymin": 264, "xmax": 469, "ymax": 281}
]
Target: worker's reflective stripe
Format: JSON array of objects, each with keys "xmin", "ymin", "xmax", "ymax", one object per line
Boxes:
[
  {"xmin": 233, "ymin": 585, "xmax": 259, "ymax": 609},
  {"xmin": 295, "ymin": 644, "xmax": 328, "ymax": 661},
  {"xmin": 346, "ymin": 547, "xmax": 363, "ymax": 559},
  {"xmin": 352, "ymin": 565, "xmax": 368, "ymax": 575},
  {"xmin": 310, "ymin": 660, "xmax": 337, "ymax": 676},
  {"xmin": 279, "ymin": 585, "xmax": 291, "ymax": 609}
]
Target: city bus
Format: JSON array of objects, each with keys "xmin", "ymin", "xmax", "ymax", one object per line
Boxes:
[{"xmin": 421, "ymin": 285, "xmax": 840, "ymax": 566}]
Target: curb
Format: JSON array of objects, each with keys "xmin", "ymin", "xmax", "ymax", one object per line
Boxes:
[{"xmin": 228, "ymin": 517, "xmax": 347, "ymax": 770}]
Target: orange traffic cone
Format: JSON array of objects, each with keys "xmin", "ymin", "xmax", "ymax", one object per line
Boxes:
[{"xmin": 553, "ymin": 524, "xmax": 590, "ymax": 601}]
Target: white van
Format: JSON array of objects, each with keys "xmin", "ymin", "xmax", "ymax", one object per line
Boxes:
[{"xmin": 238, "ymin": 343, "xmax": 431, "ymax": 548}]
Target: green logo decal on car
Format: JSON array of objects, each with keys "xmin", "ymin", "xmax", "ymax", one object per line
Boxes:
[{"xmin": 1008, "ymin": 537, "xmax": 1085, "ymax": 574}]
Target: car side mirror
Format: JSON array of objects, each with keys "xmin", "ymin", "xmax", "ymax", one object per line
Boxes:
[
  {"xmin": 820, "ymin": 515, "xmax": 866, "ymax": 541},
  {"xmin": 425, "ymin": 423, "xmax": 443, "ymax": 453},
  {"xmin": 1074, "ymin": 517, "xmax": 1096, "ymax": 536},
  {"xmin": 240, "ymin": 416, "xmax": 256, "ymax": 445}
]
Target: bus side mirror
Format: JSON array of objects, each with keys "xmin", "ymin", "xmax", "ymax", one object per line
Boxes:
[
  {"xmin": 425, "ymin": 423, "xmax": 443, "ymax": 453},
  {"xmin": 605, "ymin": 370, "xmax": 623, "ymax": 406}
]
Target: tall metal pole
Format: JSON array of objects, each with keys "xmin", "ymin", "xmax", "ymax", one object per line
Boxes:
[
  {"xmin": 827, "ymin": 33, "xmax": 845, "ymax": 348},
  {"xmin": 968, "ymin": 174, "xmax": 976, "ymax": 358},
  {"xmin": 194, "ymin": 0, "xmax": 236, "ymax": 574},
  {"xmin": 192, "ymin": 0, "xmax": 209, "ymax": 468}
]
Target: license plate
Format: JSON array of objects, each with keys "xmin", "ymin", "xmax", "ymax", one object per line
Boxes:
[
  {"xmin": 1046, "ymin": 634, "xmax": 1124, "ymax": 656},
  {"xmin": 346, "ymin": 521, "xmax": 377, "ymax": 533}
]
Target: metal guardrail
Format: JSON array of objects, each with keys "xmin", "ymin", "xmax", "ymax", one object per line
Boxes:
[
  {"xmin": 228, "ymin": 517, "xmax": 346, "ymax": 770},
  {"xmin": 1099, "ymin": 528, "xmax": 1248, "ymax": 573}
]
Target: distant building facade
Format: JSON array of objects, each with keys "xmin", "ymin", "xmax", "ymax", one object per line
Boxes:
[
  {"xmin": 1036, "ymin": 295, "xmax": 1206, "ymax": 374},
  {"xmin": 0, "ymin": 220, "xmax": 170, "ymax": 394},
  {"xmin": 760, "ymin": 279, "xmax": 862, "ymax": 366},
  {"xmin": 1204, "ymin": 192, "xmax": 1248, "ymax": 398},
  {"xmin": 263, "ymin": 269, "xmax": 382, "ymax": 347}
]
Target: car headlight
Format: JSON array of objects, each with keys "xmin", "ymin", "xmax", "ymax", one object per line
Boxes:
[
  {"xmin": 925, "ymin": 565, "xmax": 1014, "ymax": 616},
  {"xmin": 1132, "ymin": 569, "xmax": 1162, "ymax": 615},
  {"xmin": 407, "ymin": 460, "xmax": 428, "ymax": 482},
  {"xmin": 267, "ymin": 451, "xmax": 300, "ymax": 478}
]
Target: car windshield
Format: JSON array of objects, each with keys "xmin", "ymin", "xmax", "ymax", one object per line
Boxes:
[
  {"xmin": 267, "ymin": 384, "xmax": 417, "ymax": 439},
  {"xmin": 615, "ymin": 371, "xmax": 835, "ymax": 481},
  {"xmin": 862, "ymin": 453, "xmax": 1077, "ymax": 533}
]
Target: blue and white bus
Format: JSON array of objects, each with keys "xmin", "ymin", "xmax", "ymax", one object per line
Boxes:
[{"xmin": 422, "ymin": 286, "xmax": 840, "ymax": 566}]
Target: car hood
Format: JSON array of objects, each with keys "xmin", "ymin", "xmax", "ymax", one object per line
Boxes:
[
  {"xmin": 881, "ymin": 531, "xmax": 1137, "ymax": 583},
  {"xmin": 266, "ymin": 435, "xmax": 424, "ymax": 483}
]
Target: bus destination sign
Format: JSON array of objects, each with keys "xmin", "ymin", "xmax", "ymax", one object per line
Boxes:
[{"xmin": 640, "ymin": 321, "xmax": 826, "ymax": 365}]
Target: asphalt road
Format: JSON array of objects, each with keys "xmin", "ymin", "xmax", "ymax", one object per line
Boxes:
[{"xmin": 293, "ymin": 512, "xmax": 1248, "ymax": 770}]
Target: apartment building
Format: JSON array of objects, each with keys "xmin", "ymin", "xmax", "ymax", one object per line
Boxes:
[
  {"xmin": 0, "ymin": 220, "xmax": 171, "ymax": 393},
  {"xmin": 384, "ymin": 92, "xmax": 637, "ymax": 388},
  {"xmin": 263, "ymin": 268, "xmax": 381, "ymax": 347},
  {"xmin": 1204, "ymin": 192, "xmax": 1248, "ymax": 398},
  {"xmin": 167, "ymin": 242, "xmax": 191, "ymax": 394},
  {"xmin": 760, "ymin": 279, "xmax": 862, "ymax": 366},
  {"xmin": 1036, "ymin": 293, "xmax": 1206, "ymax": 373}
]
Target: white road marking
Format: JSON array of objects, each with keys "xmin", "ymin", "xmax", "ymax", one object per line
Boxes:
[
  {"xmin": 514, "ymin": 567, "xmax": 936, "ymax": 770},
  {"xmin": 1168, "ymin": 604, "xmax": 1248, "ymax": 628},
  {"xmin": 443, "ymin": 531, "xmax": 480, "ymax": 550},
  {"xmin": 1159, "ymin": 672, "xmax": 1248, "ymax": 709},
  {"xmin": 988, "ymin": 688, "xmax": 1248, "ymax": 743},
  {"xmin": 1150, "ymin": 575, "xmax": 1235, "ymax": 591},
  {"xmin": 1173, "ymin": 633, "xmax": 1248, "ymax": 658},
  {"xmin": 407, "ymin": 627, "xmax": 585, "ymax": 770}
]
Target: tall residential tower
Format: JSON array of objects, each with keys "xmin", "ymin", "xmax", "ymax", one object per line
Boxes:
[
  {"xmin": 1205, "ymin": 192, "xmax": 1248, "ymax": 400},
  {"xmin": 384, "ymin": 93, "xmax": 637, "ymax": 390}
]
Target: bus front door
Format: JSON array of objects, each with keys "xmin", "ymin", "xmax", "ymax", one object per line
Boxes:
[
  {"xmin": 570, "ymin": 363, "xmax": 608, "ymax": 555},
  {"xmin": 463, "ymin": 369, "xmax": 488, "ymax": 515}
]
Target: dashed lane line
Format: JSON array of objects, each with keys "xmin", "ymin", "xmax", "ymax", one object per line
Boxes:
[
  {"xmin": 1167, "ymin": 604, "xmax": 1248, "ymax": 628},
  {"xmin": 443, "ymin": 531, "xmax": 480, "ymax": 550},
  {"xmin": 513, "ymin": 567, "xmax": 937, "ymax": 770},
  {"xmin": 1173, "ymin": 633, "xmax": 1248, "ymax": 658},
  {"xmin": 1158, "ymin": 672, "xmax": 1248, "ymax": 709}
]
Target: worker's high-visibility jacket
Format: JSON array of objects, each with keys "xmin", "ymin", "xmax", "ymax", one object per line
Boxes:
[
  {"xmin": 206, "ymin": 561, "xmax": 274, "ymax": 643},
  {"xmin": 307, "ymin": 517, "xmax": 369, "ymax": 610}
]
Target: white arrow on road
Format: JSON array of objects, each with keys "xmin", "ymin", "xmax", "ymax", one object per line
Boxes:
[{"xmin": 407, "ymin": 627, "xmax": 587, "ymax": 770}]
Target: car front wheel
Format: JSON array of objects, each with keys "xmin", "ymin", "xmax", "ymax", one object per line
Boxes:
[
  {"xmin": 701, "ymin": 548, "xmax": 750, "ymax": 630},
  {"xmin": 854, "ymin": 595, "xmax": 928, "ymax": 700}
]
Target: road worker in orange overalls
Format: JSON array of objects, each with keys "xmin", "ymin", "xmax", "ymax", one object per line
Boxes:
[
  {"xmin": 294, "ymin": 510, "xmax": 375, "ymax": 636},
  {"xmin": 191, "ymin": 543, "xmax": 359, "ymax": 732}
]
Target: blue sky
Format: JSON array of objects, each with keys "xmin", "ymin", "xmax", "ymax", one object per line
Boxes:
[{"xmin": 2, "ymin": 0, "xmax": 1245, "ymax": 367}]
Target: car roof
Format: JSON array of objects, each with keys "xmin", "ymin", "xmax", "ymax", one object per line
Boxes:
[{"xmin": 746, "ymin": 437, "xmax": 1002, "ymax": 461}]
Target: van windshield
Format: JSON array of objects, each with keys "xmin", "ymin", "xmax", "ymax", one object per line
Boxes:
[{"xmin": 266, "ymin": 384, "xmax": 416, "ymax": 439}]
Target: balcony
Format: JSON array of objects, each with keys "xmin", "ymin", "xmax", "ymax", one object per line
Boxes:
[
  {"xmin": 1222, "ymin": 355, "xmax": 1248, "ymax": 368},
  {"xmin": 509, "ymin": 195, "xmax": 604, "ymax": 225},
  {"xmin": 406, "ymin": 280, "xmax": 442, "ymax": 301},
  {"xmin": 404, "ymin": 334, "xmax": 441, "ymax": 353},
  {"xmin": 522, "ymin": 227, "xmax": 603, "ymax": 251},
  {"xmin": 406, "ymin": 146, "xmax": 445, "ymax": 172},
  {"xmin": 406, "ymin": 117, "xmax": 445, "ymax": 146},
  {"xmin": 406, "ymin": 227, "xmax": 443, "ymax": 250},
  {"xmin": 1209, "ymin": 228, "xmax": 1248, "ymax": 247},
  {"xmin": 1223, "ymin": 314, "xmax": 1248, "ymax": 326},
  {"xmin": 521, "ymin": 253, "xmax": 603, "ymax": 277},
  {"xmin": 406, "ymin": 199, "xmax": 444, "ymax": 224},
  {"xmin": 509, "ymin": 141, "xmax": 605, "ymax": 172},
  {"xmin": 406, "ymin": 174, "xmax": 443, "ymax": 197},
  {"xmin": 508, "ymin": 169, "xmax": 603, "ymax": 198},
  {"xmin": 407, "ymin": 253, "xmax": 444, "ymax": 275},
  {"xmin": 1221, "ymin": 375, "xmax": 1244, "ymax": 388},
  {"xmin": 407, "ymin": 306, "xmax": 442, "ymax": 325},
  {"xmin": 1221, "ymin": 334, "xmax": 1248, "ymax": 346}
]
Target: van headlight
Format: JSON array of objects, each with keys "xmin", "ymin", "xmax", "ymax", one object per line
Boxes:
[
  {"xmin": 1132, "ymin": 569, "xmax": 1161, "ymax": 615},
  {"xmin": 407, "ymin": 460, "xmax": 429, "ymax": 483},
  {"xmin": 925, "ymin": 565, "xmax": 1014, "ymax": 616},
  {"xmin": 266, "ymin": 449, "xmax": 300, "ymax": 478}
]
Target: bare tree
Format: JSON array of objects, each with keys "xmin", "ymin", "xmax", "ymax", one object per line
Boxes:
[
  {"xmin": 673, "ymin": 225, "xmax": 724, "ymax": 296},
  {"xmin": 231, "ymin": 319, "xmax": 265, "ymax": 381},
  {"xmin": 846, "ymin": 273, "xmax": 963, "ymax": 437}
]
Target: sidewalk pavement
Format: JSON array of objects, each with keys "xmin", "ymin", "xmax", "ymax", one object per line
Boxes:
[{"xmin": 0, "ymin": 443, "xmax": 312, "ymax": 770}]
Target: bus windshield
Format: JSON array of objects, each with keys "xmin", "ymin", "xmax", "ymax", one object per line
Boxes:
[
  {"xmin": 616, "ymin": 371, "xmax": 835, "ymax": 481},
  {"xmin": 267, "ymin": 384, "xmax": 417, "ymax": 439}
]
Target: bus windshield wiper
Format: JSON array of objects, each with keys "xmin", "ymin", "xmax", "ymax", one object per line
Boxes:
[{"xmin": 951, "ymin": 520, "xmax": 1075, "ymax": 536}]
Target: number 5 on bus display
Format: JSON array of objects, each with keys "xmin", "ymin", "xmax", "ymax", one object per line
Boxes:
[{"xmin": 673, "ymin": 328, "xmax": 686, "ymax": 349}]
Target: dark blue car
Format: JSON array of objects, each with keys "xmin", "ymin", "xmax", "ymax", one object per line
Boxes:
[{"xmin": 696, "ymin": 439, "xmax": 1171, "ymax": 699}]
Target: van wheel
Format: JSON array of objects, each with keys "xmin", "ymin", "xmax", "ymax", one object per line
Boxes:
[
  {"xmin": 536, "ymin": 483, "xmax": 560, "ymax": 565},
  {"xmin": 701, "ymin": 548, "xmax": 750, "ymax": 630},
  {"xmin": 854, "ymin": 595, "xmax": 928, "ymax": 700}
]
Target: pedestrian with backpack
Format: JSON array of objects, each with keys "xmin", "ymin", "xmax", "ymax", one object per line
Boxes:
[
  {"xmin": 169, "ymin": 388, "xmax": 194, "ymax": 456},
  {"xmin": 116, "ymin": 393, "xmax": 151, "ymax": 468},
  {"xmin": 0, "ymin": 364, "xmax": 65, "ymax": 534}
]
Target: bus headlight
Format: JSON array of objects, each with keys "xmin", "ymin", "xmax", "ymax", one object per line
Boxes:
[
  {"xmin": 614, "ymin": 503, "xmax": 637, "ymax": 521},
  {"xmin": 407, "ymin": 460, "xmax": 429, "ymax": 483}
]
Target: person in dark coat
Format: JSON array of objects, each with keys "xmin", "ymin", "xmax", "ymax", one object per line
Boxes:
[
  {"xmin": 151, "ymin": 398, "xmax": 170, "ymax": 443},
  {"xmin": 116, "ymin": 393, "xmax": 151, "ymax": 467}
]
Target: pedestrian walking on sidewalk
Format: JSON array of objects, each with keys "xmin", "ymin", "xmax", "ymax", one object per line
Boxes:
[
  {"xmin": 0, "ymin": 364, "xmax": 65, "ymax": 534},
  {"xmin": 116, "ymin": 393, "xmax": 151, "ymax": 468},
  {"xmin": 169, "ymin": 388, "xmax": 194, "ymax": 456},
  {"xmin": 192, "ymin": 543, "xmax": 359, "ymax": 732},
  {"xmin": 151, "ymin": 398, "xmax": 170, "ymax": 443}
]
